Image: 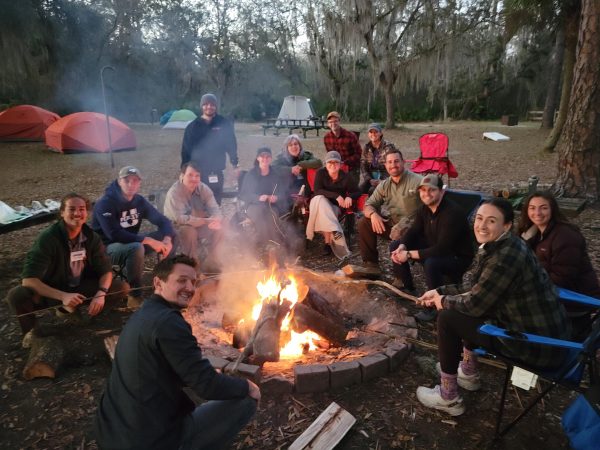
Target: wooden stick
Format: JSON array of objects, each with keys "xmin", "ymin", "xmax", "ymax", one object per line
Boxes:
[
  {"xmin": 405, "ymin": 337, "xmax": 507, "ymax": 370},
  {"xmin": 14, "ymin": 285, "xmax": 152, "ymax": 318},
  {"xmin": 295, "ymin": 267, "xmax": 420, "ymax": 302}
]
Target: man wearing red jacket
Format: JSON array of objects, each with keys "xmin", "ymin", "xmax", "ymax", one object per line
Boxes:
[{"xmin": 323, "ymin": 111, "xmax": 362, "ymax": 185}]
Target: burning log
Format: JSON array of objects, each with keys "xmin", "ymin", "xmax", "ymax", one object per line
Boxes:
[
  {"xmin": 291, "ymin": 302, "xmax": 347, "ymax": 346},
  {"xmin": 303, "ymin": 288, "xmax": 343, "ymax": 324},
  {"xmin": 232, "ymin": 319, "xmax": 253, "ymax": 349},
  {"xmin": 232, "ymin": 290, "xmax": 292, "ymax": 370},
  {"xmin": 252, "ymin": 298, "xmax": 292, "ymax": 364}
]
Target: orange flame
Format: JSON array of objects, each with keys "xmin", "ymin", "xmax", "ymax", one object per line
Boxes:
[{"xmin": 252, "ymin": 274, "xmax": 320, "ymax": 358}]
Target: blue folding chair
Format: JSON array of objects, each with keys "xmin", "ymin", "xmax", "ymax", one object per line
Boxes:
[{"xmin": 476, "ymin": 290, "xmax": 600, "ymax": 439}]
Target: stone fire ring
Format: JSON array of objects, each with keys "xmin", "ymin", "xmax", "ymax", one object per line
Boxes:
[{"xmin": 185, "ymin": 268, "xmax": 417, "ymax": 395}]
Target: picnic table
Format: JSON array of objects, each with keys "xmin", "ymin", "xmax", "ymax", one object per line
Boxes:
[
  {"xmin": 261, "ymin": 118, "xmax": 328, "ymax": 138},
  {"xmin": 0, "ymin": 211, "xmax": 57, "ymax": 235}
]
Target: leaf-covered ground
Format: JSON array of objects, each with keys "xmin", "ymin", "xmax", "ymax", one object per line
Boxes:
[{"xmin": 1, "ymin": 121, "xmax": 598, "ymax": 449}]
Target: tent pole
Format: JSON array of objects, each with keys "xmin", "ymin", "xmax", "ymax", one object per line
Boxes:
[{"xmin": 100, "ymin": 66, "xmax": 116, "ymax": 168}]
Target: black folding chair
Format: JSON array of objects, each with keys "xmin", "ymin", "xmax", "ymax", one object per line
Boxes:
[{"xmin": 475, "ymin": 290, "xmax": 600, "ymax": 439}]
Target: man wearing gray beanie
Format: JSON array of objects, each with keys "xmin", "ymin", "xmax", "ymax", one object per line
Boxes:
[{"xmin": 181, "ymin": 93, "xmax": 238, "ymax": 204}]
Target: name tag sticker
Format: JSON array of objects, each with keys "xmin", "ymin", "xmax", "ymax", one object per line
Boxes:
[
  {"xmin": 70, "ymin": 249, "xmax": 86, "ymax": 262},
  {"xmin": 208, "ymin": 175, "xmax": 219, "ymax": 184}
]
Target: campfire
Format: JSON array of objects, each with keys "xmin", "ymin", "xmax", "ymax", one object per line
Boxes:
[
  {"xmin": 185, "ymin": 268, "xmax": 416, "ymax": 391},
  {"xmin": 226, "ymin": 272, "xmax": 348, "ymax": 366}
]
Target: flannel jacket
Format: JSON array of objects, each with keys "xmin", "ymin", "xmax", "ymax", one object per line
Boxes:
[
  {"xmin": 360, "ymin": 139, "xmax": 397, "ymax": 186},
  {"xmin": 323, "ymin": 128, "xmax": 362, "ymax": 170},
  {"xmin": 439, "ymin": 233, "xmax": 571, "ymax": 368}
]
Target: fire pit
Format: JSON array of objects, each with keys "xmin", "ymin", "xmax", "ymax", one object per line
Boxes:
[{"xmin": 184, "ymin": 268, "xmax": 416, "ymax": 393}]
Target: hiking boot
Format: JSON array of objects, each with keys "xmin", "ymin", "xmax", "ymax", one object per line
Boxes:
[
  {"xmin": 56, "ymin": 305, "xmax": 75, "ymax": 317},
  {"xmin": 415, "ymin": 309, "xmax": 437, "ymax": 323},
  {"xmin": 416, "ymin": 385, "xmax": 465, "ymax": 416},
  {"xmin": 22, "ymin": 330, "xmax": 34, "ymax": 349},
  {"xmin": 363, "ymin": 261, "xmax": 380, "ymax": 271},
  {"xmin": 436, "ymin": 362, "xmax": 482, "ymax": 391},
  {"xmin": 127, "ymin": 295, "xmax": 143, "ymax": 310}
]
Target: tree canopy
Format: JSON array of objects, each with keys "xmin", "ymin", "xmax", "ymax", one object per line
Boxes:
[{"xmin": 1, "ymin": 0, "xmax": 598, "ymax": 197}]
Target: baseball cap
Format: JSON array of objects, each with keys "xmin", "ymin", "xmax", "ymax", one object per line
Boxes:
[
  {"xmin": 418, "ymin": 174, "xmax": 443, "ymax": 190},
  {"xmin": 256, "ymin": 147, "xmax": 272, "ymax": 157},
  {"xmin": 326, "ymin": 111, "xmax": 341, "ymax": 121},
  {"xmin": 324, "ymin": 151, "xmax": 342, "ymax": 163},
  {"xmin": 118, "ymin": 166, "xmax": 142, "ymax": 179},
  {"xmin": 367, "ymin": 123, "xmax": 382, "ymax": 133}
]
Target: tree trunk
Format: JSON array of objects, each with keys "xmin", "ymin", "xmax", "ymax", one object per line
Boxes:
[
  {"xmin": 554, "ymin": 0, "xmax": 600, "ymax": 199},
  {"xmin": 383, "ymin": 76, "xmax": 395, "ymax": 129},
  {"xmin": 542, "ymin": 8, "xmax": 580, "ymax": 152},
  {"xmin": 541, "ymin": 28, "xmax": 566, "ymax": 129}
]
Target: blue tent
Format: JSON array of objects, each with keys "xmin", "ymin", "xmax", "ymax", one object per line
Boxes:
[{"xmin": 159, "ymin": 109, "xmax": 175, "ymax": 126}]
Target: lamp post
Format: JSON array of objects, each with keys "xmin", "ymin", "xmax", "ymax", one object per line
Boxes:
[{"xmin": 100, "ymin": 65, "xmax": 116, "ymax": 168}]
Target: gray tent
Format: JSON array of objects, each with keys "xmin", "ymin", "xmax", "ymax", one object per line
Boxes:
[{"xmin": 276, "ymin": 96, "xmax": 318, "ymax": 125}]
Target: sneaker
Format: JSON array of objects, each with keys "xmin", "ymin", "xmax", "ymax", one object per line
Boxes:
[
  {"xmin": 415, "ymin": 309, "xmax": 437, "ymax": 322},
  {"xmin": 435, "ymin": 362, "xmax": 482, "ymax": 391},
  {"xmin": 127, "ymin": 295, "xmax": 143, "ymax": 310},
  {"xmin": 416, "ymin": 385, "xmax": 465, "ymax": 416}
]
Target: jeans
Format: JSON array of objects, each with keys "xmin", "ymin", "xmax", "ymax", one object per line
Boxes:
[
  {"xmin": 390, "ymin": 239, "xmax": 471, "ymax": 290},
  {"xmin": 179, "ymin": 397, "xmax": 257, "ymax": 450},
  {"xmin": 106, "ymin": 231, "xmax": 172, "ymax": 297}
]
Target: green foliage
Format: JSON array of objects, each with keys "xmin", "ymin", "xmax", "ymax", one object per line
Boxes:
[{"xmin": 0, "ymin": 0, "xmax": 577, "ymax": 124}]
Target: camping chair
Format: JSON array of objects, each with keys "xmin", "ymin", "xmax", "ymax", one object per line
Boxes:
[
  {"xmin": 407, "ymin": 133, "xmax": 458, "ymax": 185},
  {"xmin": 300, "ymin": 167, "xmax": 368, "ymax": 245},
  {"xmin": 475, "ymin": 290, "xmax": 600, "ymax": 439}
]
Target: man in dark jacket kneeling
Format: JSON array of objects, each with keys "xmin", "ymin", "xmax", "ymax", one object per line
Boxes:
[{"xmin": 94, "ymin": 255, "xmax": 259, "ymax": 450}]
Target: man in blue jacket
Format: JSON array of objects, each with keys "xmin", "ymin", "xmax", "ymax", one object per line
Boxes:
[
  {"xmin": 92, "ymin": 166, "xmax": 175, "ymax": 308},
  {"xmin": 181, "ymin": 93, "xmax": 239, "ymax": 204},
  {"xmin": 95, "ymin": 255, "xmax": 259, "ymax": 449}
]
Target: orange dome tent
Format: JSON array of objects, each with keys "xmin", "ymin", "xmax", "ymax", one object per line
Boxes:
[
  {"xmin": 0, "ymin": 105, "xmax": 60, "ymax": 141},
  {"xmin": 45, "ymin": 112, "xmax": 136, "ymax": 153}
]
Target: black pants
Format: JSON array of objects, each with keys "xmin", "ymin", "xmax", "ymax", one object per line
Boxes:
[
  {"xmin": 437, "ymin": 309, "xmax": 493, "ymax": 374},
  {"xmin": 6, "ymin": 277, "xmax": 128, "ymax": 334},
  {"xmin": 390, "ymin": 239, "xmax": 471, "ymax": 290},
  {"xmin": 206, "ymin": 170, "xmax": 224, "ymax": 205}
]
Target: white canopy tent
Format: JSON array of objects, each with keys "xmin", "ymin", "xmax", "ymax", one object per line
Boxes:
[{"xmin": 276, "ymin": 95, "xmax": 318, "ymax": 125}]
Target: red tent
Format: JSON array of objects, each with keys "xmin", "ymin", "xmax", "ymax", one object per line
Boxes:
[
  {"xmin": 45, "ymin": 112, "xmax": 136, "ymax": 153},
  {"xmin": 0, "ymin": 105, "xmax": 60, "ymax": 141}
]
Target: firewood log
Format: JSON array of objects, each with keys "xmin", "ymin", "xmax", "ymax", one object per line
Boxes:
[
  {"xmin": 22, "ymin": 335, "xmax": 65, "ymax": 380},
  {"xmin": 291, "ymin": 303, "xmax": 347, "ymax": 346},
  {"xmin": 303, "ymin": 289, "xmax": 343, "ymax": 324}
]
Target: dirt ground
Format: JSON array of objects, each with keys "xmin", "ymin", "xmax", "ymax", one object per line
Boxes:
[{"xmin": 1, "ymin": 120, "xmax": 599, "ymax": 450}]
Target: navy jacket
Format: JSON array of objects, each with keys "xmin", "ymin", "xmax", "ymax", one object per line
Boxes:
[
  {"xmin": 91, "ymin": 180, "xmax": 175, "ymax": 245},
  {"xmin": 181, "ymin": 114, "xmax": 238, "ymax": 173},
  {"xmin": 94, "ymin": 294, "xmax": 249, "ymax": 449}
]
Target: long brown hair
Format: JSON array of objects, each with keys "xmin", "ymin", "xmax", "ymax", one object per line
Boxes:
[{"xmin": 517, "ymin": 191, "xmax": 568, "ymax": 235}]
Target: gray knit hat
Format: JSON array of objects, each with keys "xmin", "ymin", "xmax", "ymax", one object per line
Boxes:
[{"xmin": 200, "ymin": 93, "xmax": 218, "ymax": 107}]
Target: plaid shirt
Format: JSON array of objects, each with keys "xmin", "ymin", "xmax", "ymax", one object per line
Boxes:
[
  {"xmin": 323, "ymin": 128, "xmax": 362, "ymax": 170},
  {"xmin": 360, "ymin": 138, "xmax": 397, "ymax": 185},
  {"xmin": 439, "ymin": 233, "xmax": 571, "ymax": 369}
]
